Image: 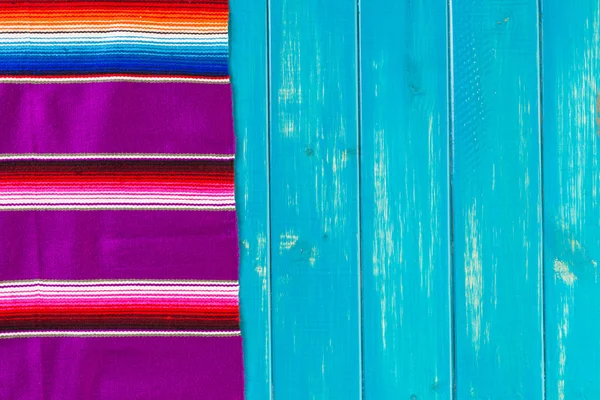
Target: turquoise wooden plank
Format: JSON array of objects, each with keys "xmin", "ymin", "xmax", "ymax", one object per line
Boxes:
[
  {"xmin": 542, "ymin": 1, "xmax": 600, "ymax": 398},
  {"xmin": 451, "ymin": 0, "xmax": 544, "ymax": 398},
  {"xmin": 230, "ymin": 1, "xmax": 272, "ymax": 398},
  {"xmin": 359, "ymin": 0, "xmax": 452, "ymax": 398},
  {"xmin": 269, "ymin": 0, "xmax": 361, "ymax": 397}
]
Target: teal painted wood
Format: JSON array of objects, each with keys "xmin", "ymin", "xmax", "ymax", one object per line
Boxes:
[
  {"xmin": 542, "ymin": 1, "xmax": 600, "ymax": 398},
  {"xmin": 268, "ymin": 0, "xmax": 361, "ymax": 398},
  {"xmin": 230, "ymin": 0, "xmax": 272, "ymax": 398},
  {"xmin": 451, "ymin": 0, "xmax": 544, "ymax": 398},
  {"xmin": 359, "ymin": 0, "xmax": 452, "ymax": 398}
]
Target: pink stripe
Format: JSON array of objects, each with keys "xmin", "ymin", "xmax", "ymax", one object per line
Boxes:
[
  {"xmin": 0, "ymin": 184, "xmax": 234, "ymax": 191},
  {"xmin": 0, "ymin": 300, "xmax": 238, "ymax": 308},
  {"xmin": 0, "ymin": 292, "xmax": 237, "ymax": 297},
  {"xmin": 1, "ymin": 304, "xmax": 238, "ymax": 308},
  {"xmin": 0, "ymin": 190, "xmax": 233, "ymax": 196}
]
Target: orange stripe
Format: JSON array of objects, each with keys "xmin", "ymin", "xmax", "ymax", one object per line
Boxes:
[
  {"xmin": 0, "ymin": 27, "xmax": 228, "ymax": 34},
  {"xmin": 0, "ymin": 16, "xmax": 228, "ymax": 32},
  {"xmin": 0, "ymin": 9, "xmax": 227, "ymax": 15},
  {"xmin": 0, "ymin": 26, "xmax": 227, "ymax": 34},
  {"xmin": 0, "ymin": 5, "xmax": 228, "ymax": 25},
  {"xmin": 0, "ymin": 7, "xmax": 226, "ymax": 15},
  {"xmin": 0, "ymin": 19, "xmax": 228, "ymax": 26},
  {"xmin": 0, "ymin": 13, "xmax": 228, "ymax": 22},
  {"xmin": 0, "ymin": 2, "xmax": 227, "ymax": 10}
]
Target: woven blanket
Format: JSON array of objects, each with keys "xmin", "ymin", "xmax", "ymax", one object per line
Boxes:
[{"xmin": 0, "ymin": 1, "xmax": 243, "ymax": 399}]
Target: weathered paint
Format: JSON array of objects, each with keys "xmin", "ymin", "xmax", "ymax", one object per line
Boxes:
[
  {"xmin": 543, "ymin": 1, "xmax": 600, "ymax": 398},
  {"xmin": 359, "ymin": 0, "xmax": 452, "ymax": 398},
  {"xmin": 230, "ymin": 0, "xmax": 600, "ymax": 398},
  {"xmin": 230, "ymin": 0, "xmax": 272, "ymax": 398},
  {"xmin": 268, "ymin": 0, "xmax": 361, "ymax": 398},
  {"xmin": 451, "ymin": 0, "xmax": 544, "ymax": 398}
]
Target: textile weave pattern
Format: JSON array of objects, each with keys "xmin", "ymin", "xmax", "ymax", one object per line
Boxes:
[{"xmin": 0, "ymin": 0, "xmax": 243, "ymax": 399}]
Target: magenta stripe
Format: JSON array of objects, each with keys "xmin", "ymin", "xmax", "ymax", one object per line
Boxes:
[
  {"xmin": 0, "ymin": 301, "xmax": 238, "ymax": 306},
  {"xmin": 0, "ymin": 336, "xmax": 244, "ymax": 399},
  {"xmin": 0, "ymin": 211, "xmax": 239, "ymax": 281},
  {"xmin": 0, "ymin": 83, "xmax": 234, "ymax": 154}
]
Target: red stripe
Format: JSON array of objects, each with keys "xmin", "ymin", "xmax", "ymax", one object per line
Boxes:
[
  {"xmin": 0, "ymin": 178, "xmax": 233, "ymax": 185},
  {"xmin": 0, "ymin": 160, "xmax": 234, "ymax": 186},
  {"xmin": 0, "ymin": 159, "xmax": 233, "ymax": 170},
  {"xmin": 0, "ymin": 306, "xmax": 239, "ymax": 314},
  {"xmin": 0, "ymin": 321, "xmax": 239, "ymax": 331},
  {"xmin": 0, "ymin": 76, "xmax": 231, "ymax": 81},
  {"xmin": 0, "ymin": 303, "xmax": 240, "ymax": 331},
  {"xmin": 0, "ymin": 2, "xmax": 228, "ymax": 10}
]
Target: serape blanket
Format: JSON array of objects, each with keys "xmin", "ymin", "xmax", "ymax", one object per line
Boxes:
[{"xmin": 0, "ymin": 1, "xmax": 243, "ymax": 399}]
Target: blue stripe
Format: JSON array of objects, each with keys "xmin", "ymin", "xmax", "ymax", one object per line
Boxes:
[
  {"xmin": 0, "ymin": 40, "xmax": 229, "ymax": 76},
  {"xmin": 0, "ymin": 59, "xmax": 228, "ymax": 76},
  {"xmin": 0, "ymin": 44, "xmax": 227, "ymax": 54},
  {"xmin": 0, "ymin": 38, "xmax": 227, "ymax": 46}
]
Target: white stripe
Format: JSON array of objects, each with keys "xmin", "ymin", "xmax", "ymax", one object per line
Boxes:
[
  {"xmin": 0, "ymin": 283, "xmax": 238, "ymax": 289},
  {"xmin": 0, "ymin": 280, "xmax": 238, "ymax": 287},
  {"xmin": 0, "ymin": 154, "xmax": 234, "ymax": 161},
  {"xmin": 0, "ymin": 76, "xmax": 230, "ymax": 84},
  {"xmin": 0, "ymin": 286, "xmax": 238, "ymax": 290},
  {"xmin": 0, "ymin": 295, "xmax": 238, "ymax": 301},
  {"xmin": 0, "ymin": 195, "xmax": 234, "ymax": 202},
  {"xmin": 0, "ymin": 205, "xmax": 235, "ymax": 210},
  {"xmin": 0, "ymin": 198, "xmax": 234, "ymax": 205},
  {"xmin": 0, "ymin": 284, "xmax": 239, "ymax": 290},
  {"xmin": 0, "ymin": 192, "xmax": 233, "ymax": 197},
  {"xmin": 0, "ymin": 21, "xmax": 222, "ymax": 26},
  {"xmin": 0, "ymin": 288, "xmax": 239, "ymax": 295},
  {"xmin": 0, "ymin": 287, "xmax": 238, "ymax": 292},
  {"xmin": 0, "ymin": 25, "xmax": 227, "ymax": 32},
  {"xmin": 0, "ymin": 40, "xmax": 227, "ymax": 48},
  {"xmin": 0, "ymin": 39, "xmax": 228, "ymax": 47},
  {"xmin": 0, "ymin": 331, "xmax": 241, "ymax": 339},
  {"xmin": 0, "ymin": 32, "xmax": 227, "ymax": 41}
]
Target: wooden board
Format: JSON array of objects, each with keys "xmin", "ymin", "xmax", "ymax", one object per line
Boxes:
[
  {"xmin": 268, "ymin": 0, "xmax": 362, "ymax": 398},
  {"xmin": 359, "ymin": 0, "xmax": 452, "ymax": 398},
  {"xmin": 542, "ymin": 1, "xmax": 600, "ymax": 398},
  {"xmin": 450, "ymin": 0, "xmax": 544, "ymax": 398},
  {"xmin": 230, "ymin": 0, "xmax": 272, "ymax": 398},
  {"xmin": 230, "ymin": 0, "xmax": 600, "ymax": 398}
]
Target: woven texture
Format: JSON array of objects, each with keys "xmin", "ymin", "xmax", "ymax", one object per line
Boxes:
[{"xmin": 0, "ymin": 1, "xmax": 243, "ymax": 398}]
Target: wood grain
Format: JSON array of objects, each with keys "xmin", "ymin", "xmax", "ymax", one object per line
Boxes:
[
  {"xmin": 360, "ymin": 0, "xmax": 452, "ymax": 398},
  {"xmin": 542, "ymin": 1, "xmax": 600, "ymax": 398},
  {"xmin": 268, "ymin": 0, "xmax": 361, "ymax": 398},
  {"xmin": 230, "ymin": 1, "xmax": 600, "ymax": 398},
  {"xmin": 230, "ymin": 0, "xmax": 272, "ymax": 397},
  {"xmin": 451, "ymin": 0, "xmax": 544, "ymax": 397}
]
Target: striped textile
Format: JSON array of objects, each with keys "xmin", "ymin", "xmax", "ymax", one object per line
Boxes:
[
  {"xmin": 0, "ymin": 280, "xmax": 239, "ymax": 336},
  {"xmin": 0, "ymin": 1, "xmax": 229, "ymax": 82},
  {"xmin": 0, "ymin": 156, "xmax": 235, "ymax": 210},
  {"xmin": 0, "ymin": 0, "xmax": 243, "ymax": 398}
]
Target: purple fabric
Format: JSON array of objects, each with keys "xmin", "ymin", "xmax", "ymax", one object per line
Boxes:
[
  {"xmin": 0, "ymin": 211, "xmax": 239, "ymax": 281},
  {"xmin": 0, "ymin": 83, "xmax": 234, "ymax": 154},
  {"xmin": 0, "ymin": 82, "xmax": 242, "ymax": 397},
  {"xmin": 0, "ymin": 336, "xmax": 243, "ymax": 400}
]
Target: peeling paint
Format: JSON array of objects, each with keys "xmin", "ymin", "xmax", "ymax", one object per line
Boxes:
[
  {"xmin": 280, "ymin": 231, "xmax": 299, "ymax": 253},
  {"xmin": 554, "ymin": 260, "xmax": 577, "ymax": 286},
  {"xmin": 464, "ymin": 200, "xmax": 483, "ymax": 356},
  {"xmin": 308, "ymin": 246, "xmax": 319, "ymax": 267},
  {"xmin": 596, "ymin": 92, "xmax": 600, "ymax": 137},
  {"xmin": 373, "ymin": 126, "xmax": 396, "ymax": 350}
]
